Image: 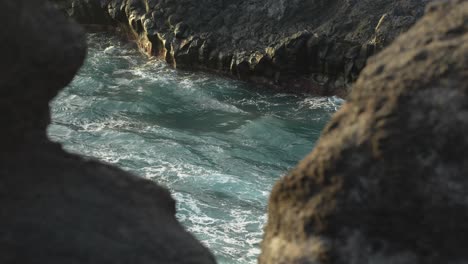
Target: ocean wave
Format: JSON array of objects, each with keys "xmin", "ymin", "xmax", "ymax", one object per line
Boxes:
[{"xmin": 48, "ymin": 33, "xmax": 337, "ymax": 264}]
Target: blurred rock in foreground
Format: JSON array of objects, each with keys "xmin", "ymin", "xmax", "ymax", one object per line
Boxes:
[
  {"xmin": 0, "ymin": 0, "xmax": 215, "ymax": 263},
  {"xmin": 260, "ymin": 0, "xmax": 468, "ymax": 263}
]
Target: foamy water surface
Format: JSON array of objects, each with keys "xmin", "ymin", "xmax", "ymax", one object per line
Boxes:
[{"xmin": 48, "ymin": 33, "xmax": 342, "ymax": 264}]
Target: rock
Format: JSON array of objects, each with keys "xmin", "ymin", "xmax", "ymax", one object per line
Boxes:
[
  {"xmin": 260, "ymin": 0, "xmax": 468, "ymax": 263},
  {"xmin": 50, "ymin": 0, "xmax": 428, "ymax": 96},
  {"xmin": 52, "ymin": 0, "xmax": 114, "ymax": 25},
  {"xmin": 0, "ymin": 1, "xmax": 216, "ymax": 263}
]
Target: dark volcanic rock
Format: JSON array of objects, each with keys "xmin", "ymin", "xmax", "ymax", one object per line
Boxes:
[
  {"xmin": 0, "ymin": 1, "xmax": 215, "ymax": 263},
  {"xmin": 51, "ymin": 0, "xmax": 428, "ymax": 95},
  {"xmin": 53, "ymin": 0, "xmax": 114, "ymax": 24},
  {"xmin": 260, "ymin": 0, "xmax": 468, "ymax": 263}
]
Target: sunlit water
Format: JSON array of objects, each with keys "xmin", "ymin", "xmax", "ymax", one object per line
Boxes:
[{"xmin": 48, "ymin": 33, "xmax": 342, "ymax": 264}]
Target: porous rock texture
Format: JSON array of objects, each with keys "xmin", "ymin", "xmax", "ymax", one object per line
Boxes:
[
  {"xmin": 52, "ymin": 0, "xmax": 428, "ymax": 96},
  {"xmin": 0, "ymin": 0, "xmax": 215, "ymax": 263},
  {"xmin": 260, "ymin": 0, "xmax": 468, "ymax": 263}
]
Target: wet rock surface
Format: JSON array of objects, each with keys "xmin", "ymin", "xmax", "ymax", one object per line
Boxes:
[
  {"xmin": 0, "ymin": 1, "xmax": 215, "ymax": 263},
  {"xmin": 52, "ymin": 0, "xmax": 427, "ymax": 95},
  {"xmin": 260, "ymin": 0, "xmax": 468, "ymax": 263}
]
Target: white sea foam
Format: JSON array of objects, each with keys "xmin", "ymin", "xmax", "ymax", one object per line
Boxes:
[
  {"xmin": 103, "ymin": 45, "xmax": 117, "ymax": 54},
  {"xmin": 300, "ymin": 96, "xmax": 344, "ymax": 111}
]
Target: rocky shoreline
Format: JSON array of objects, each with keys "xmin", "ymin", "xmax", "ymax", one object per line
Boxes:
[{"xmin": 52, "ymin": 0, "xmax": 427, "ymax": 96}]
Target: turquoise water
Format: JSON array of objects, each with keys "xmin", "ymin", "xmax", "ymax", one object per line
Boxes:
[{"xmin": 47, "ymin": 33, "xmax": 342, "ymax": 264}]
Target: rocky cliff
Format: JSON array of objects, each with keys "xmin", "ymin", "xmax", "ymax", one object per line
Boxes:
[
  {"xmin": 52, "ymin": 0, "xmax": 427, "ymax": 96},
  {"xmin": 260, "ymin": 0, "xmax": 468, "ymax": 263},
  {"xmin": 0, "ymin": 0, "xmax": 215, "ymax": 263}
]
